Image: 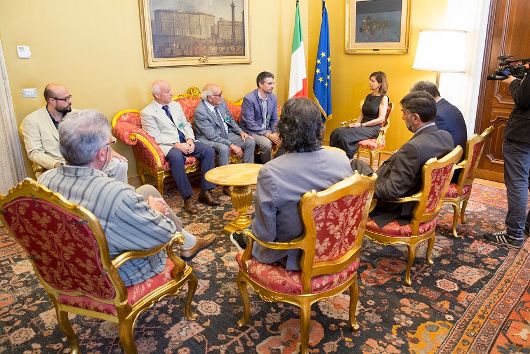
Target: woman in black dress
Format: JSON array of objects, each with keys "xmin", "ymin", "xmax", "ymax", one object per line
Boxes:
[{"xmin": 330, "ymin": 71, "xmax": 389, "ymax": 158}]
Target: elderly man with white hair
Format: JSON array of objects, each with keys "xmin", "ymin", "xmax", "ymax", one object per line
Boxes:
[{"xmin": 141, "ymin": 80, "xmax": 220, "ymax": 214}]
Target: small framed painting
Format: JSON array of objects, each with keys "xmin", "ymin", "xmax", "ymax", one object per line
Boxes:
[{"xmin": 345, "ymin": 0, "xmax": 410, "ymax": 54}]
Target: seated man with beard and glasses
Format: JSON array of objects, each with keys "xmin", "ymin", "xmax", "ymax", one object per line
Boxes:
[{"xmin": 21, "ymin": 83, "xmax": 128, "ymax": 183}]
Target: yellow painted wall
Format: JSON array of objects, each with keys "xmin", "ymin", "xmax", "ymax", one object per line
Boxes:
[
  {"xmin": 0, "ymin": 0, "xmax": 309, "ymax": 177},
  {"xmin": 308, "ymin": 0, "xmax": 447, "ymax": 151}
]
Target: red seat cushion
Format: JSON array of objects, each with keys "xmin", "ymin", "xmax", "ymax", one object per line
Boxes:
[
  {"xmin": 445, "ymin": 183, "xmax": 472, "ymax": 198},
  {"xmin": 358, "ymin": 139, "xmax": 379, "ymax": 150},
  {"xmin": 59, "ymin": 257, "xmax": 175, "ymax": 315},
  {"xmin": 366, "ymin": 217, "xmax": 437, "ymax": 237},
  {"xmin": 236, "ymin": 253, "xmax": 359, "ymax": 295}
]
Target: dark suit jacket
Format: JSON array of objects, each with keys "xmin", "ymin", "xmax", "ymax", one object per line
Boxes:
[
  {"xmin": 436, "ymin": 98, "xmax": 467, "ymax": 153},
  {"xmin": 193, "ymin": 100, "xmax": 242, "ymax": 146},
  {"xmin": 240, "ymin": 89, "xmax": 278, "ymax": 135},
  {"xmin": 371, "ymin": 124, "xmax": 454, "ymax": 227}
]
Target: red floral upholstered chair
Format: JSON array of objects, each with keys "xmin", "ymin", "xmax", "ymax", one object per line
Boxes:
[
  {"xmin": 443, "ymin": 125, "xmax": 493, "ymax": 237},
  {"xmin": 236, "ymin": 173, "xmax": 376, "ymax": 354},
  {"xmin": 112, "ymin": 108, "xmax": 198, "ymax": 194},
  {"xmin": 365, "ymin": 146, "xmax": 463, "ymax": 286},
  {"xmin": 0, "ymin": 178, "xmax": 198, "ymax": 354}
]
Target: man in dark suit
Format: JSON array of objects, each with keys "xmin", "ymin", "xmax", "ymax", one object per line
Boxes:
[
  {"xmin": 240, "ymin": 71, "xmax": 280, "ymax": 163},
  {"xmin": 410, "ymin": 81, "xmax": 467, "ymax": 181},
  {"xmin": 351, "ymin": 91, "xmax": 454, "ymax": 227},
  {"xmin": 193, "ymin": 83, "xmax": 255, "ymax": 167}
]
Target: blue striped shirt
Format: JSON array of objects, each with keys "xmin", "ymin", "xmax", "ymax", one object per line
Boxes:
[{"xmin": 38, "ymin": 165, "xmax": 176, "ymax": 286}]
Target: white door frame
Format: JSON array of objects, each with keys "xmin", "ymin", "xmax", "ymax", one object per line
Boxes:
[{"xmin": 0, "ymin": 39, "xmax": 26, "ymax": 194}]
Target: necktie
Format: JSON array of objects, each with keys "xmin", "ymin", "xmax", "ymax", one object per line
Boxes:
[
  {"xmin": 162, "ymin": 105, "xmax": 186, "ymax": 143},
  {"xmin": 214, "ymin": 107, "xmax": 229, "ymax": 137}
]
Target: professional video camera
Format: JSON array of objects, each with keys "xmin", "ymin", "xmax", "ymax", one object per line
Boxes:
[{"xmin": 487, "ymin": 55, "xmax": 530, "ymax": 80}]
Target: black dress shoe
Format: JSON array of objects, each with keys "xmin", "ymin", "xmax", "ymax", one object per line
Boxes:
[
  {"xmin": 183, "ymin": 197, "xmax": 198, "ymax": 214},
  {"xmin": 198, "ymin": 190, "xmax": 221, "ymax": 206},
  {"xmin": 180, "ymin": 234, "xmax": 216, "ymax": 260}
]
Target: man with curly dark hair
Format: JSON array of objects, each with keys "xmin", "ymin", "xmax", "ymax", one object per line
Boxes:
[{"xmin": 232, "ymin": 97, "xmax": 352, "ymax": 270}]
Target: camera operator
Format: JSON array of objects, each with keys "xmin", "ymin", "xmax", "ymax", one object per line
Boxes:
[{"xmin": 484, "ymin": 66, "xmax": 530, "ymax": 247}]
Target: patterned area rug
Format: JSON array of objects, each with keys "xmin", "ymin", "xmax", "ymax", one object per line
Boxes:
[{"xmin": 0, "ymin": 182, "xmax": 529, "ymax": 353}]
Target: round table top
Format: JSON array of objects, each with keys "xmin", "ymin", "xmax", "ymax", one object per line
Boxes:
[{"xmin": 205, "ymin": 163, "xmax": 263, "ymax": 187}]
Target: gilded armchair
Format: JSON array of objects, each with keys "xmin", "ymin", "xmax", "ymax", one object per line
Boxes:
[
  {"xmin": 443, "ymin": 125, "xmax": 493, "ymax": 237},
  {"xmin": 0, "ymin": 178, "xmax": 198, "ymax": 354},
  {"xmin": 236, "ymin": 173, "xmax": 377, "ymax": 354},
  {"xmin": 340, "ymin": 101, "xmax": 393, "ymax": 168},
  {"xmin": 364, "ymin": 146, "xmax": 463, "ymax": 286}
]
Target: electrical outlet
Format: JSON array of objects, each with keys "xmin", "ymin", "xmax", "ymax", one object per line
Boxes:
[{"xmin": 21, "ymin": 88, "xmax": 37, "ymax": 98}]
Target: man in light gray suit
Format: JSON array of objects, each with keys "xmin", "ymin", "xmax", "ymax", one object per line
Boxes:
[
  {"xmin": 141, "ymin": 80, "xmax": 219, "ymax": 214},
  {"xmin": 194, "ymin": 83, "xmax": 255, "ymax": 167},
  {"xmin": 232, "ymin": 97, "xmax": 353, "ymax": 271},
  {"xmin": 21, "ymin": 83, "xmax": 128, "ymax": 182}
]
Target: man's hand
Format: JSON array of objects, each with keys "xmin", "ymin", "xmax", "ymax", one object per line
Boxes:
[
  {"xmin": 230, "ymin": 144, "xmax": 243, "ymax": 158},
  {"xmin": 266, "ymin": 132, "xmax": 281, "ymax": 145},
  {"xmin": 502, "ymin": 75, "xmax": 517, "ymax": 85},
  {"xmin": 147, "ymin": 196, "xmax": 170, "ymax": 216},
  {"xmin": 240, "ymin": 131, "xmax": 253, "ymax": 141},
  {"xmin": 174, "ymin": 142, "xmax": 193, "ymax": 155},
  {"xmin": 111, "ymin": 150, "xmax": 128, "ymax": 162},
  {"xmin": 186, "ymin": 138, "xmax": 195, "ymax": 154}
]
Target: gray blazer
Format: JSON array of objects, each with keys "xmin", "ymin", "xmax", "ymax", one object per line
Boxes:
[
  {"xmin": 193, "ymin": 100, "xmax": 242, "ymax": 146},
  {"xmin": 251, "ymin": 148, "xmax": 353, "ymax": 271},
  {"xmin": 140, "ymin": 101, "xmax": 195, "ymax": 156}
]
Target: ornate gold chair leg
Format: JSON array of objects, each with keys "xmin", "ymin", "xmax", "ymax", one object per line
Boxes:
[
  {"xmin": 368, "ymin": 151, "xmax": 374, "ymax": 168},
  {"xmin": 404, "ymin": 244, "xmax": 417, "ymax": 286},
  {"xmin": 450, "ymin": 203, "xmax": 460, "ymax": 237},
  {"xmin": 137, "ymin": 166, "xmax": 146, "ymax": 185},
  {"xmin": 349, "ymin": 277, "xmax": 360, "ymax": 331},
  {"xmin": 236, "ymin": 273, "xmax": 250, "ymax": 327},
  {"xmin": 55, "ymin": 308, "xmax": 80, "ymax": 354},
  {"xmin": 118, "ymin": 318, "xmax": 138, "ymax": 354},
  {"xmin": 184, "ymin": 273, "xmax": 198, "ymax": 320},
  {"xmin": 376, "ymin": 151, "xmax": 383, "ymax": 167},
  {"xmin": 461, "ymin": 198, "xmax": 470, "ymax": 224},
  {"xmin": 299, "ymin": 301, "xmax": 311, "ymax": 354},
  {"xmin": 426, "ymin": 234, "xmax": 435, "ymax": 265},
  {"xmin": 156, "ymin": 172, "xmax": 165, "ymax": 195}
]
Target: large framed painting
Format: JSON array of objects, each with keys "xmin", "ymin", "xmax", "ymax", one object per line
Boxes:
[
  {"xmin": 345, "ymin": 0, "xmax": 410, "ymax": 54},
  {"xmin": 139, "ymin": 0, "xmax": 251, "ymax": 67}
]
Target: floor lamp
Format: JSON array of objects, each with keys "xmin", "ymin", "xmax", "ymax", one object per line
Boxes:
[{"xmin": 412, "ymin": 29, "xmax": 468, "ymax": 85}]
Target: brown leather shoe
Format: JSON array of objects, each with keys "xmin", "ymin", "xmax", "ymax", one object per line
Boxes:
[
  {"xmin": 198, "ymin": 190, "xmax": 221, "ymax": 206},
  {"xmin": 180, "ymin": 234, "xmax": 216, "ymax": 260},
  {"xmin": 222, "ymin": 186, "xmax": 232, "ymax": 196},
  {"xmin": 183, "ymin": 197, "xmax": 198, "ymax": 214}
]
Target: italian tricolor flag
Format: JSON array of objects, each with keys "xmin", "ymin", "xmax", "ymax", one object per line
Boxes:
[{"xmin": 288, "ymin": 2, "xmax": 308, "ymax": 98}]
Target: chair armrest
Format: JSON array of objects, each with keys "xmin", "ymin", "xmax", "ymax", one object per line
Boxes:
[
  {"xmin": 111, "ymin": 232, "xmax": 185, "ymax": 269},
  {"xmin": 340, "ymin": 120, "xmax": 356, "ymax": 127},
  {"xmin": 388, "ymin": 194, "xmax": 422, "ymax": 204},
  {"xmin": 242, "ymin": 229, "xmax": 304, "ymax": 251}
]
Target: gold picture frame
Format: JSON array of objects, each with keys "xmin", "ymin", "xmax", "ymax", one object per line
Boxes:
[
  {"xmin": 139, "ymin": 0, "xmax": 251, "ymax": 68},
  {"xmin": 345, "ymin": 0, "xmax": 410, "ymax": 54}
]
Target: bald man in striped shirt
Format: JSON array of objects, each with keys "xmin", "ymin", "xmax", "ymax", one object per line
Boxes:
[{"xmin": 38, "ymin": 109, "xmax": 215, "ymax": 286}]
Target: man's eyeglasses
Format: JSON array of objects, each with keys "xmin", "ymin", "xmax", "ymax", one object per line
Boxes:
[
  {"xmin": 51, "ymin": 95, "xmax": 72, "ymax": 102},
  {"xmin": 211, "ymin": 92, "xmax": 223, "ymax": 97}
]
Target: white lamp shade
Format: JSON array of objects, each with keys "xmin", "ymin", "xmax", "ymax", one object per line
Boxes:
[{"xmin": 412, "ymin": 30, "xmax": 468, "ymax": 73}]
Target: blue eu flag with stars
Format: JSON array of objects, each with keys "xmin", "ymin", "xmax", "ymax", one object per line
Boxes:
[{"xmin": 313, "ymin": 1, "xmax": 331, "ymax": 121}]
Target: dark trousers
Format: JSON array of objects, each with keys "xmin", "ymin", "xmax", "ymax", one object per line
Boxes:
[
  {"xmin": 503, "ymin": 139, "xmax": 530, "ymax": 238},
  {"xmin": 166, "ymin": 141, "xmax": 216, "ymax": 199},
  {"xmin": 330, "ymin": 125, "xmax": 380, "ymax": 158}
]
